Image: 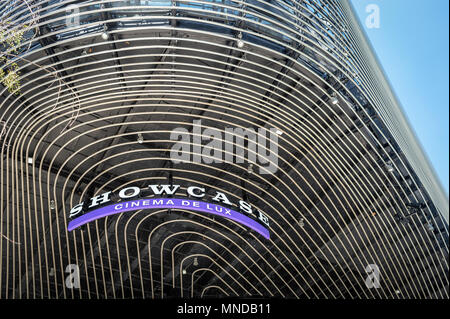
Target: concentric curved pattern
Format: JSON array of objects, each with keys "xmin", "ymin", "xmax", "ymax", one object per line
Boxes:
[{"xmin": 1, "ymin": 0, "xmax": 448, "ymax": 299}]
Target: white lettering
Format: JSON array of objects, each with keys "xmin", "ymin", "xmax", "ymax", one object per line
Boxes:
[
  {"xmin": 211, "ymin": 191, "xmax": 232, "ymax": 206},
  {"xmin": 118, "ymin": 186, "xmax": 140, "ymax": 199},
  {"xmin": 69, "ymin": 203, "xmax": 84, "ymax": 218},
  {"xmin": 149, "ymin": 184, "xmax": 180, "ymax": 195},
  {"xmin": 89, "ymin": 192, "xmax": 111, "ymax": 208},
  {"xmin": 187, "ymin": 186, "xmax": 205, "ymax": 198}
]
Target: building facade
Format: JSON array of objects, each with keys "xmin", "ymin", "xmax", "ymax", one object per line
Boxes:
[{"xmin": 0, "ymin": 0, "xmax": 448, "ymax": 298}]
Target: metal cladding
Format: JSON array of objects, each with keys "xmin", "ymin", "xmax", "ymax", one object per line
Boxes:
[{"xmin": 0, "ymin": 0, "xmax": 448, "ymax": 299}]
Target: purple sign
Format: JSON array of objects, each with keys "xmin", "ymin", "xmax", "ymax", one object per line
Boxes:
[{"xmin": 68, "ymin": 198, "xmax": 270, "ymax": 239}]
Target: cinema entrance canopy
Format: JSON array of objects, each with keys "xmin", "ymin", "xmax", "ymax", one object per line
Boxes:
[{"xmin": 0, "ymin": 0, "xmax": 448, "ymax": 299}]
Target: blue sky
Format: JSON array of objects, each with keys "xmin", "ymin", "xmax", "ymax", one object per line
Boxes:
[{"xmin": 350, "ymin": 0, "xmax": 449, "ymax": 195}]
